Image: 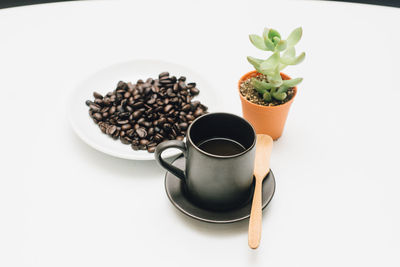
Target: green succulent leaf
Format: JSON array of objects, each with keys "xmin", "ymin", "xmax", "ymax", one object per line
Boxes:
[
  {"xmin": 275, "ymin": 40, "xmax": 287, "ymax": 51},
  {"xmin": 252, "ymin": 79, "xmax": 267, "ymax": 94},
  {"xmin": 263, "ymin": 91, "xmax": 272, "ymax": 102},
  {"xmin": 287, "ymin": 27, "xmax": 303, "ymax": 47},
  {"xmin": 247, "ymin": 56, "xmax": 264, "ymax": 72},
  {"xmin": 280, "ymin": 47, "xmax": 295, "ymax": 64},
  {"xmin": 268, "ymin": 29, "xmax": 281, "ymax": 42},
  {"xmin": 260, "ymin": 52, "xmax": 280, "ymax": 72},
  {"xmin": 247, "ymin": 56, "xmax": 263, "ymax": 66},
  {"xmin": 277, "ymin": 85, "xmax": 289, "ymax": 94},
  {"xmin": 292, "ymin": 52, "xmax": 306, "ymax": 65},
  {"xmin": 263, "ymin": 28, "xmax": 269, "ymax": 40},
  {"xmin": 264, "ymin": 38, "xmax": 275, "ymax": 51},
  {"xmin": 282, "ymin": 77, "xmax": 303, "ymax": 88},
  {"xmin": 268, "ymin": 70, "xmax": 283, "ymax": 87},
  {"xmin": 251, "ymin": 78, "xmax": 274, "ymax": 93},
  {"xmin": 278, "ymin": 63, "xmax": 287, "ymax": 71},
  {"xmin": 283, "ymin": 47, "xmax": 296, "ymax": 58},
  {"xmin": 272, "ymin": 36, "xmax": 281, "ymax": 46},
  {"xmin": 272, "ymin": 92, "xmax": 287, "ymax": 101},
  {"xmin": 262, "ymin": 28, "xmax": 275, "ymax": 51},
  {"xmin": 280, "ymin": 52, "xmax": 305, "ymax": 65},
  {"xmin": 249, "ymin": 34, "xmax": 268, "ymax": 51}
]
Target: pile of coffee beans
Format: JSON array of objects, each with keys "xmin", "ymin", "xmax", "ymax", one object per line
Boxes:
[{"xmin": 86, "ymin": 72, "xmax": 208, "ymax": 153}]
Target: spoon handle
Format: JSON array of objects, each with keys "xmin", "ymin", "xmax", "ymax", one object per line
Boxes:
[{"xmin": 248, "ymin": 177, "xmax": 263, "ymax": 249}]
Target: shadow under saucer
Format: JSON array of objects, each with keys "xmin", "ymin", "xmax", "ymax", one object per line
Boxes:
[{"xmin": 164, "ymin": 156, "xmax": 276, "ymax": 224}]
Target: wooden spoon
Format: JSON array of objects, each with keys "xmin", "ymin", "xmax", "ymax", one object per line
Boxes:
[{"xmin": 248, "ymin": 134, "xmax": 274, "ymax": 249}]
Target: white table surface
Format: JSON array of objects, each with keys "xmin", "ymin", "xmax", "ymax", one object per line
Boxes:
[{"xmin": 1, "ymin": 0, "xmax": 399, "ymax": 266}]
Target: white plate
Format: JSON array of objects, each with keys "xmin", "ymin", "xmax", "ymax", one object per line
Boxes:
[{"xmin": 68, "ymin": 59, "xmax": 216, "ymax": 160}]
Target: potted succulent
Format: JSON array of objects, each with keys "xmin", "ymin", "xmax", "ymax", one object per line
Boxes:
[{"xmin": 238, "ymin": 27, "xmax": 305, "ymax": 140}]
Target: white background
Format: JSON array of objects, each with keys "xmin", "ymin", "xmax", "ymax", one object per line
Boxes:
[{"xmin": 0, "ymin": 0, "xmax": 399, "ymax": 266}]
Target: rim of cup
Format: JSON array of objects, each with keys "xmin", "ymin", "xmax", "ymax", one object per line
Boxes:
[{"xmin": 186, "ymin": 112, "xmax": 256, "ymax": 159}]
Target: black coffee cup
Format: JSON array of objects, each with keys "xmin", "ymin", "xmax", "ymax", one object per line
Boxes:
[{"xmin": 155, "ymin": 113, "xmax": 256, "ymax": 211}]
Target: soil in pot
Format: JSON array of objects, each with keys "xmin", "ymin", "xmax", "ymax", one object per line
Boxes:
[{"xmin": 239, "ymin": 74, "xmax": 295, "ymax": 107}]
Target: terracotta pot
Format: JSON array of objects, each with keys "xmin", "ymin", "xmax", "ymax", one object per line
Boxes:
[{"xmin": 238, "ymin": 70, "xmax": 297, "ymax": 140}]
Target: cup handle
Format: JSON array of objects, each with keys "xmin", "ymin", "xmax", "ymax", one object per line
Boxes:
[{"xmin": 155, "ymin": 140, "xmax": 187, "ymax": 181}]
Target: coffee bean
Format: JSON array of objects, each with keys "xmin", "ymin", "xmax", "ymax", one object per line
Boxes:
[
  {"xmin": 157, "ymin": 117, "xmax": 166, "ymax": 125},
  {"xmin": 93, "ymin": 92, "xmax": 103, "ymax": 99},
  {"xmin": 187, "ymin": 82, "xmax": 196, "ymax": 88},
  {"xmin": 99, "ymin": 123, "xmax": 107, "ymax": 133},
  {"xmin": 159, "ymin": 79, "xmax": 172, "ymax": 85},
  {"xmin": 126, "ymin": 82, "xmax": 134, "ymax": 91},
  {"xmin": 182, "ymin": 104, "xmax": 191, "ymax": 112},
  {"xmin": 154, "ymin": 134, "xmax": 162, "ymax": 142},
  {"xmin": 93, "ymin": 113, "xmax": 102, "ymax": 121},
  {"xmin": 133, "ymin": 110, "xmax": 143, "ymax": 119},
  {"xmin": 100, "ymin": 107, "xmax": 109, "ymax": 112},
  {"xmin": 139, "ymin": 139, "xmax": 149, "ymax": 146},
  {"xmin": 177, "ymin": 136, "xmax": 184, "ymax": 141},
  {"xmin": 86, "ymin": 100, "xmax": 93, "ymax": 106},
  {"xmin": 138, "ymin": 145, "xmax": 146, "ymax": 150},
  {"xmin": 126, "ymin": 129, "xmax": 134, "ymax": 137},
  {"xmin": 117, "ymin": 81, "xmax": 125, "ymax": 89},
  {"xmin": 121, "ymin": 124, "xmax": 131, "ymax": 130},
  {"xmin": 144, "ymin": 87, "xmax": 152, "ymax": 95},
  {"xmin": 186, "ymin": 114, "xmax": 195, "ymax": 121},
  {"xmin": 119, "ymin": 112, "xmax": 129, "ymax": 119},
  {"xmin": 117, "ymin": 120, "xmax": 129, "ymax": 125},
  {"xmin": 159, "ymin": 72, "xmax": 169, "ymax": 79},
  {"xmin": 143, "ymin": 122, "xmax": 152, "ymax": 128},
  {"xmin": 94, "ymin": 98, "xmax": 103, "ymax": 106},
  {"xmin": 136, "ymin": 128, "xmax": 147, "ymax": 138},
  {"xmin": 147, "ymin": 98, "xmax": 156, "ymax": 105},
  {"xmin": 131, "ymin": 144, "xmax": 139, "ymax": 150},
  {"xmin": 147, "ymin": 146, "xmax": 156, "ymax": 153},
  {"xmin": 190, "ymin": 88, "xmax": 200, "ymax": 95},
  {"xmin": 116, "ymin": 105, "xmax": 124, "ymax": 113},
  {"xmin": 89, "ymin": 104, "xmax": 101, "ymax": 112},
  {"xmin": 199, "ymin": 104, "xmax": 208, "ymax": 111},
  {"xmin": 164, "ymin": 104, "xmax": 173, "ymax": 113},
  {"xmin": 163, "ymin": 123, "xmax": 171, "ymax": 131},
  {"xmin": 132, "ymin": 102, "xmax": 144, "ymax": 109},
  {"xmin": 178, "ymin": 122, "xmax": 188, "ymax": 130},
  {"xmin": 121, "ymin": 99, "xmax": 127, "ymax": 107},
  {"xmin": 194, "ymin": 109, "xmax": 203, "ymax": 117},
  {"xmin": 107, "ymin": 125, "xmax": 117, "ymax": 135},
  {"xmin": 112, "ymin": 130, "xmax": 120, "ymax": 139},
  {"xmin": 125, "ymin": 106, "xmax": 133, "ymax": 113},
  {"xmin": 120, "ymin": 137, "xmax": 131, "ymax": 144},
  {"xmin": 178, "ymin": 81, "xmax": 186, "ymax": 89}
]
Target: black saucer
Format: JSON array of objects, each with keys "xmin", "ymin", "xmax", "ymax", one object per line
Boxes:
[{"xmin": 164, "ymin": 156, "xmax": 276, "ymax": 224}]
